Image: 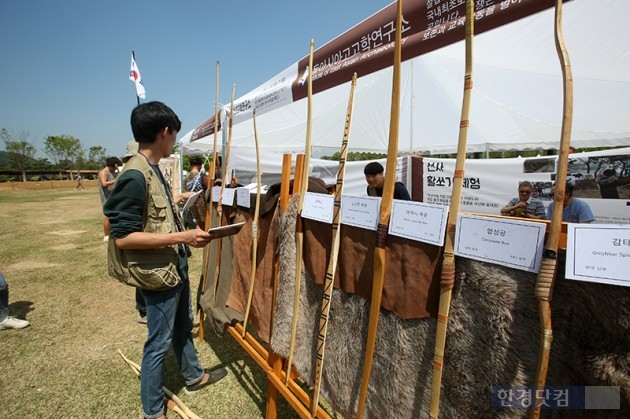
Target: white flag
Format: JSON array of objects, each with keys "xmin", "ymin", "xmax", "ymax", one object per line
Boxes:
[{"xmin": 129, "ymin": 54, "xmax": 146, "ymax": 99}]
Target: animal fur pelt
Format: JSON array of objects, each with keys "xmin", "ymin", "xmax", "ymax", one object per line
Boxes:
[{"xmin": 270, "ymin": 196, "xmax": 630, "ymax": 418}]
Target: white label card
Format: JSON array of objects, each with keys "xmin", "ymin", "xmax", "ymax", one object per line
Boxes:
[
  {"xmin": 454, "ymin": 213, "xmax": 546, "ymax": 273},
  {"xmin": 301, "ymin": 192, "xmax": 335, "ymax": 224},
  {"xmin": 236, "ymin": 187, "xmax": 251, "ymax": 208},
  {"xmin": 221, "ymin": 188, "xmax": 236, "ymax": 206},
  {"xmin": 211, "ymin": 186, "xmax": 221, "ymax": 203},
  {"xmin": 340, "ymin": 195, "xmax": 380, "ymax": 231},
  {"xmin": 389, "ymin": 201, "xmax": 449, "ymax": 246},
  {"xmin": 566, "ymin": 224, "xmax": 630, "ymax": 287}
]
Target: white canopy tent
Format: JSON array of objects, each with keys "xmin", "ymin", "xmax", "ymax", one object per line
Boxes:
[{"xmin": 180, "ymin": 0, "xmax": 630, "ymax": 164}]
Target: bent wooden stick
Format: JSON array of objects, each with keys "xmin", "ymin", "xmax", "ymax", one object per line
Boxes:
[
  {"xmin": 311, "ymin": 72, "xmax": 357, "ymax": 417},
  {"xmin": 355, "ymin": 1, "xmax": 402, "ymax": 417},
  {"xmin": 117, "ymin": 349, "xmax": 199, "ymax": 419},
  {"xmin": 530, "ymin": 1, "xmax": 573, "ymax": 417},
  {"xmin": 285, "ymin": 39, "xmax": 315, "ymax": 384},
  {"xmin": 429, "ymin": 2, "xmax": 474, "ymax": 418},
  {"xmin": 200, "ymin": 60, "xmax": 220, "ymax": 342},
  {"xmin": 242, "ymin": 109, "xmax": 263, "ymax": 337},
  {"xmin": 211, "ymin": 84, "xmax": 236, "ymax": 306}
]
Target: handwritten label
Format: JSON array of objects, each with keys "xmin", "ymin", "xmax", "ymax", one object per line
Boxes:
[
  {"xmin": 211, "ymin": 186, "xmax": 221, "ymax": 203},
  {"xmin": 340, "ymin": 195, "xmax": 380, "ymax": 231},
  {"xmin": 236, "ymin": 187, "xmax": 251, "ymax": 208},
  {"xmin": 221, "ymin": 188, "xmax": 236, "ymax": 206},
  {"xmin": 389, "ymin": 201, "xmax": 448, "ymax": 246},
  {"xmin": 454, "ymin": 213, "xmax": 546, "ymax": 273},
  {"xmin": 566, "ymin": 224, "xmax": 630, "ymax": 287},
  {"xmin": 301, "ymin": 192, "xmax": 335, "ymax": 223}
]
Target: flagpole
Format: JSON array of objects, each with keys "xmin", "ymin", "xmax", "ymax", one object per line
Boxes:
[{"xmin": 132, "ymin": 51, "xmax": 140, "ymax": 106}]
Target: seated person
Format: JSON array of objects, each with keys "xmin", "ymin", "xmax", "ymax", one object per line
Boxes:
[
  {"xmin": 364, "ymin": 161, "xmax": 410, "ymax": 200},
  {"xmin": 546, "ymin": 181, "xmax": 594, "ymax": 223},
  {"xmin": 500, "ymin": 181, "xmax": 545, "ymax": 219}
]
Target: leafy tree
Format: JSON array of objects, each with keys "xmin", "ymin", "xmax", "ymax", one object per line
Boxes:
[
  {"xmin": 87, "ymin": 146, "xmax": 107, "ymax": 169},
  {"xmin": 44, "ymin": 135, "xmax": 83, "ymax": 178},
  {"xmin": 1, "ymin": 128, "xmax": 37, "ymax": 182}
]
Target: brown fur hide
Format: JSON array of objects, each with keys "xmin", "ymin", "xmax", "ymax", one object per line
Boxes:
[{"xmin": 270, "ymin": 196, "xmax": 630, "ymax": 418}]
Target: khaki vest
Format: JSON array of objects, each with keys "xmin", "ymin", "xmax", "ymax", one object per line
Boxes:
[{"xmin": 107, "ymin": 154, "xmax": 182, "ymax": 291}]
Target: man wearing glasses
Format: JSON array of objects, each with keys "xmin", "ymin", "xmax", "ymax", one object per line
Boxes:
[{"xmin": 500, "ymin": 181, "xmax": 546, "ymax": 219}]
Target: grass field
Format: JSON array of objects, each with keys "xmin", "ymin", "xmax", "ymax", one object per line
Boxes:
[{"xmin": 0, "ymin": 186, "xmax": 301, "ymax": 418}]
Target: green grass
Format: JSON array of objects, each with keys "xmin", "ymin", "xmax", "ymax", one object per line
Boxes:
[{"xmin": 0, "ymin": 188, "xmax": 301, "ymax": 418}]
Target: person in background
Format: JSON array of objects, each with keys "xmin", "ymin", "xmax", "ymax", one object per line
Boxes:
[
  {"xmin": 364, "ymin": 161, "xmax": 411, "ymax": 200},
  {"xmin": 98, "ymin": 157, "xmax": 122, "ymax": 242},
  {"xmin": 75, "ymin": 173, "xmax": 84, "ymax": 190},
  {"xmin": 546, "ymin": 181, "xmax": 595, "ymax": 223},
  {"xmin": 182, "ymin": 156, "xmax": 208, "ymax": 229},
  {"xmin": 596, "ymin": 168, "xmax": 620, "ymax": 199},
  {"xmin": 500, "ymin": 181, "xmax": 545, "ymax": 219},
  {"xmin": 0, "ymin": 272, "xmax": 30, "ymax": 330},
  {"xmin": 104, "ymin": 101, "xmax": 227, "ymax": 419}
]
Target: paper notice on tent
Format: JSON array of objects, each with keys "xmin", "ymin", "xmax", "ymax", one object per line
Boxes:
[
  {"xmin": 236, "ymin": 187, "xmax": 250, "ymax": 208},
  {"xmin": 221, "ymin": 188, "xmax": 236, "ymax": 206},
  {"xmin": 389, "ymin": 200, "xmax": 448, "ymax": 246},
  {"xmin": 211, "ymin": 186, "xmax": 221, "ymax": 203},
  {"xmin": 302, "ymin": 192, "xmax": 334, "ymax": 224},
  {"xmin": 566, "ymin": 224, "xmax": 630, "ymax": 287},
  {"xmin": 340, "ymin": 195, "xmax": 380, "ymax": 231},
  {"xmin": 454, "ymin": 213, "xmax": 546, "ymax": 273}
]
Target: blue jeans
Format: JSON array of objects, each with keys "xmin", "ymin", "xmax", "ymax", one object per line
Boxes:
[
  {"xmin": 140, "ymin": 279, "xmax": 204, "ymax": 418},
  {"xmin": 0, "ymin": 272, "xmax": 8, "ymax": 322}
]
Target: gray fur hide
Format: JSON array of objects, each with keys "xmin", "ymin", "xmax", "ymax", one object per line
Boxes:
[{"xmin": 270, "ymin": 196, "xmax": 630, "ymax": 418}]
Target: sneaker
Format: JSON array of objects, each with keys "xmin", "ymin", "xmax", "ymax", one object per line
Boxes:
[
  {"xmin": 137, "ymin": 315, "xmax": 147, "ymax": 324},
  {"xmin": 0, "ymin": 316, "xmax": 30, "ymax": 330},
  {"xmin": 185, "ymin": 368, "xmax": 228, "ymax": 394}
]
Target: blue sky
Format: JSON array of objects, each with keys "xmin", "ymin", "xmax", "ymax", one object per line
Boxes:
[{"xmin": 0, "ymin": 0, "xmax": 389, "ymax": 159}]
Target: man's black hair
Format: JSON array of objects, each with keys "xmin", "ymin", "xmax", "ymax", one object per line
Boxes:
[
  {"xmin": 189, "ymin": 156, "xmax": 203, "ymax": 167},
  {"xmin": 106, "ymin": 157, "xmax": 122, "ymax": 167},
  {"xmin": 565, "ymin": 181, "xmax": 574, "ymax": 196},
  {"xmin": 130, "ymin": 101, "xmax": 182, "ymax": 143},
  {"xmin": 364, "ymin": 161, "xmax": 384, "ymax": 175}
]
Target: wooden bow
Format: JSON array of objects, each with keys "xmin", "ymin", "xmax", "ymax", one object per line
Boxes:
[
  {"xmin": 285, "ymin": 39, "xmax": 315, "ymax": 384},
  {"xmin": 210, "ymin": 84, "xmax": 236, "ymax": 306},
  {"xmin": 199, "ymin": 60, "xmax": 220, "ymax": 341},
  {"xmin": 355, "ymin": 1, "xmax": 403, "ymax": 417},
  {"xmin": 429, "ymin": 2, "xmax": 474, "ymax": 418},
  {"xmin": 531, "ymin": 1, "xmax": 573, "ymax": 417},
  {"xmin": 242, "ymin": 108, "xmax": 263, "ymax": 337},
  {"xmin": 310, "ymin": 72, "xmax": 357, "ymax": 417}
]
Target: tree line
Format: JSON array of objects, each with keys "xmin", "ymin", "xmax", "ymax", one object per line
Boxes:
[{"xmin": 1, "ymin": 128, "xmax": 109, "ymax": 182}]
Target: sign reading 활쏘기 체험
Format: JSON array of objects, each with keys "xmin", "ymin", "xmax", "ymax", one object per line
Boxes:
[
  {"xmin": 454, "ymin": 213, "xmax": 546, "ymax": 273},
  {"xmin": 340, "ymin": 195, "xmax": 380, "ymax": 231},
  {"xmin": 389, "ymin": 200, "xmax": 449, "ymax": 246},
  {"xmin": 566, "ymin": 224, "xmax": 630, "ymax": 287}
]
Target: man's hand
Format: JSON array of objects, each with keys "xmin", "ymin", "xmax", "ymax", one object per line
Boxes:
[
  {"xmin": 182, "ymin": 226, "xmax": 212, "ymax": 248},
  {"xmin": 174, "ymin": 191, "xmax": 198, "ymax": 206}
]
